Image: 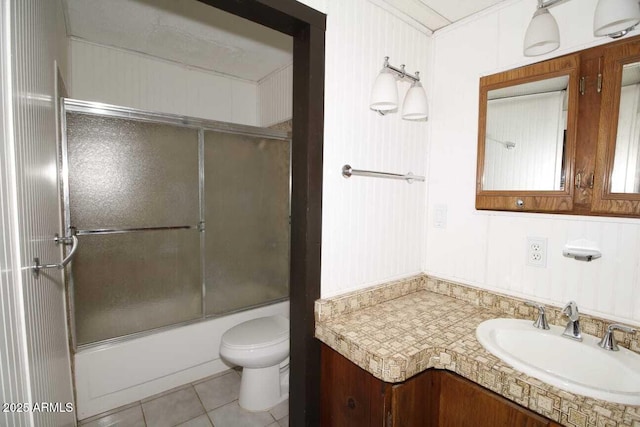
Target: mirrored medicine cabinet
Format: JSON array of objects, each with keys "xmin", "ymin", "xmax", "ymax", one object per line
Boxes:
[{"xmin": 476, "ymin": 34, "xmax": 640, "ymax": 217}]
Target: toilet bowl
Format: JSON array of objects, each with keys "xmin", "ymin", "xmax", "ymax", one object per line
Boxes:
[{"xmin": 220, "ymin": 315, "xmax": 289, "ymax": 411}]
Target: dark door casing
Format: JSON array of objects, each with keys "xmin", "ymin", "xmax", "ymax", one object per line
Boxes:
[{"xmin": 196, "ymin": 1, "xmax": 325, "ymax": 425}]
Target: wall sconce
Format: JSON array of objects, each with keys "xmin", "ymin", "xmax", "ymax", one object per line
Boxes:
[
  {"xmin": 524, "ymin": 0, "xmax": 640, "ymax": 57},
  {"xmin": 370, "ymin": 57, "xmax": 428, "ymax": 121}
]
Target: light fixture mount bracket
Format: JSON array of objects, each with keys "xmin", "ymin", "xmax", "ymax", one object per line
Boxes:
[
  {"xmin": 607, "ymin": 24, "xmax": 638, "ymax": 39},
  {"xmin": 537, "ymin": 0, "xmax": 571, "ymax": 9},
  {"xmin": 381, "ymin": 57, "xmax": 421, "ymax": 83}
]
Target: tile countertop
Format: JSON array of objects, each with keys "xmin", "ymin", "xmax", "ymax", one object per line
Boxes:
[{"xmin": 314, "ymin": 275, "xmax": 640, "ymax": 427}]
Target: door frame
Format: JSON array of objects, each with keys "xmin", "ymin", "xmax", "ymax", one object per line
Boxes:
[{"xmin": 196, "ymin": 1, "xmax": 325, "ymax": 425}]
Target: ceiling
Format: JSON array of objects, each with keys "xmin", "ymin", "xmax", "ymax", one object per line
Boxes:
[
  {"xmin": 381, "ymin": 0, "xmax": 510, "ymax": 32},
  {"xmin": 63, "ymin": 0, "xmax": 293, "ymax": 82},
  {"xmin": 63, "ymin": 0, "xmax": 509, "ymax": 83}
]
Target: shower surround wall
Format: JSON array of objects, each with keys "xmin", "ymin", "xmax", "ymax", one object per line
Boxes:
[
  {"xmin": 70, "ymin": 39, "xmax": 259, "ymax": 126},
  {"xmin": 0, "ymin": 0, "xmax": 75, "ymax": 425}
]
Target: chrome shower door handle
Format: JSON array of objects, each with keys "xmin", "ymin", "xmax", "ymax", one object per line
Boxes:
[
  {"xmin": 32, "ymin": 233, "xmax": 80, "ymax": 278},
  {"xmin": 58, "ymin": 235, "xmax": 79, "ymax": 268}
]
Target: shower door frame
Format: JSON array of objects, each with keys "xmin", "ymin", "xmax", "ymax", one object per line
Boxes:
[{"xmin": 60, "ymin": 98, "xmax": 292, "ymax": 349}]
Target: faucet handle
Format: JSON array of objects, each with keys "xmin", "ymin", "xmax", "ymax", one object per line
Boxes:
[
  {"xmin": 525, "ymin": 301, "xmax": 550, "ymax": 330},
  {"xmin": 562, "ymin": 301, "xmax": 580, "ymax": 321},
  {"xmin": 598, "ymin": 323, "xmax": 637, "ymax": 351}
]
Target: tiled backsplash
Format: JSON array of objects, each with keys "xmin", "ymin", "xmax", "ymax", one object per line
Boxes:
[
  {"xmin": 315, "ymin": 275, "xmax": 426, "ymax": 322},
  {"xmin": 315, "ymin": 274, "xmax": 639, "ymax": 354}
]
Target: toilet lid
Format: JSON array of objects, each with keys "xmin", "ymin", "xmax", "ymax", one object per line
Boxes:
[{"xmin": 222, "ymin": 315, "xmax": 289, "ymax": 349}]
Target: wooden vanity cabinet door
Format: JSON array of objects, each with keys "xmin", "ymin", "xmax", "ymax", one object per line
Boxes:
[
  {"xmin": 320, "ymin": 344, "xmax": 562, "ymax": 427},
  {"xmin": 437, "ymin": 372, "xmax": 561, "ymax": 427},
  {"xmin": 320, "ymin": 344, "xmax": 391, "ymax": 426},
  {"xmin": 391, "ymin": 370, "xmax": 439, "ymax": 427}
]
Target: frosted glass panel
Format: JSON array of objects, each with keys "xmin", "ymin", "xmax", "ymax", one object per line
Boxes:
[
  {"xmin": 66, "ymin": 113, "xmax": 199, "ymax": 230},
  {"xmin": 204, "ymin": 131, "xmax": 290, "ymax": 315},
  {"xmin": 73, "ymin": 230, "xmax": 201, "ymax": 345}
]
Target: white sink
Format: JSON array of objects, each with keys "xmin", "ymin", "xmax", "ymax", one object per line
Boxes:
[{"xmin": 476, "ymin": 318, "xmax": 640, "ymax": 405}]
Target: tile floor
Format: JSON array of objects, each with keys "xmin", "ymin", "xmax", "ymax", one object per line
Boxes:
[{"xmin": 78, "ymin": 370, "xmax": 288, "ymax": 427}]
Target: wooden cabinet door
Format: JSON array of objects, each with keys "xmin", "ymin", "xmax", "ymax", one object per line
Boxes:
[
  {"xmin": 320, "ymin": 344, "xmax": 391, "ymax": 426},
  {"xmin": 438, "ymin": 372, "xmax": 560, "ymax": 427},
  {"xmin": 591, "ymin": 38, "xmax": 640, "ymax": 215},
  {"xmin": 320, "ymin": 344, "xmax": 562, "ymax": 427},
  {"xmin": 392, "ymin": 370, "xmax": 439, "ymax": 427}
]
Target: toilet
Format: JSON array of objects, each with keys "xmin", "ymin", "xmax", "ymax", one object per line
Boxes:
[{"xmin": 220, "ymin": 314, "xmax": 289, "ymax": 411}]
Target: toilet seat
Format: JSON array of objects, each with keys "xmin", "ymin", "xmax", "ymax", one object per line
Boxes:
[{"xmin": 222, "ymin": 315, "xmax": 289, "ymax": 350}]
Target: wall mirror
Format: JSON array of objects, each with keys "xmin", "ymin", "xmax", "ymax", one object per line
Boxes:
[
  {"xmin": 610, "ymin": 62, "xmax": 640, "ymax": 194},
  {"xmin": 483, "ymin": 75, "xmax": 569, "ymax": 191},
  {"xmin": 476, "ymin": 54, "xmax": 579, "ymax": 212}
]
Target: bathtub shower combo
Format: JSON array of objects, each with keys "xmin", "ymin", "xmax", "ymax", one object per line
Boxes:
[{"xmin": 61, "ymin": 99, "xmax": 291, "ymax": 414}]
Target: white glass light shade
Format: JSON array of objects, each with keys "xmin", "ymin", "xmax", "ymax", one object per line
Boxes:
[
  {"xmin": 370, "ymin": 68, "xmax": 398, "ymax": 112},
  {"xmin": 523, "ymin": 8, "xmax": 560, "ymax": 57},
  {"xmin": 402, "ymin": 81, "xmax": 428, "ymax": 121},
  {"xmin": 594, "ymin": 0, "xmax": 640, "ymax": 37}
]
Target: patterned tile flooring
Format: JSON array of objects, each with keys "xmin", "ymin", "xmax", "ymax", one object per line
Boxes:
[{"xmin": 78, "ymin": 370, "xmax": 288, "ymax": 427}]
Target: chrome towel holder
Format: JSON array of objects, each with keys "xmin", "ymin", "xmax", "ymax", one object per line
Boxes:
[
  {"xmin": 342, "ymin": 164, "xmax": 425, "ymax": 183},
  {"xmin": 32, "ymin": 233, "xmax": 79, "ymax": 278}
]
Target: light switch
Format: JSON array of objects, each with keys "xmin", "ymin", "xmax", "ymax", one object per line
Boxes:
[{"xmin": 434, "ymin": 204, "xmax": 447, "ymax": 228}]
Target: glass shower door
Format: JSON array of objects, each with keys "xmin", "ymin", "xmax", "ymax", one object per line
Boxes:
[
  {"xmin": 66, "ymin": 112, "xmax": 202, "ymax": 346},
  {"xmin": 203, "ymin": 130, "xmax": 290, "ymax": 315}
]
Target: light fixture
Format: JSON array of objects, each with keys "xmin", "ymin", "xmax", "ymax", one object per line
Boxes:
[
  {"xmin": 524, "ymin": 7, "xmax": 560, "ymax": 57},
  {"xmin": 594, "ymin": 0, "xmax": 640, "ymax": 38},
  {"xmin": 523, "ymin": 0, "xmax": 640, "ymax": 56},
  {"xmin": 370, "ymin": 57, "xmax": 428, "ymax": 121},
  {"xmin": 370, "ymin": 65, "xmax": 398, "ymax": 113},
  {"xmin": 402, "ymin": 78, "xmax": 429, "ymax": 120}
]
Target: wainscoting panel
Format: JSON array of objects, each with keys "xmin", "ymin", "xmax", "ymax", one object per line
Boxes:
[{"xmin": 320, "ymin": 0, "xmax": 431, "ymax": 297}]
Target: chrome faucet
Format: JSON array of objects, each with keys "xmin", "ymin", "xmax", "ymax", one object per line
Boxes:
[
  {"xmin": 525, "ymin": 301, "xmax": 549, "ymax": 330},
  {"xmin": 598, "ymin": 323, "xmax": 637, "ymax": 351},
  {"xmin": 561, "ymin": 301, "xmax": 582, "ymax": 341}
]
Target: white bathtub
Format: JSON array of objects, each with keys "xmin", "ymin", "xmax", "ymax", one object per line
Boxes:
[{"xmin": 74, "ymin": 301, "xmax": 289, "ymax": 420}]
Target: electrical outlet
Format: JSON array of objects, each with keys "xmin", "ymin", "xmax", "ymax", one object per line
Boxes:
[{"xmin": 527, "ymin": 237, "xmax": 547, "ymax": 267}]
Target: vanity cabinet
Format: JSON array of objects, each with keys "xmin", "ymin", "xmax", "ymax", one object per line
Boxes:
[
  {"xmin": 476, "ymin": 34, "xmax": 640, "ymax": 217},
  {"xmin": 320, "ymin": 344, "xmax": 561, "ymax": 427}
]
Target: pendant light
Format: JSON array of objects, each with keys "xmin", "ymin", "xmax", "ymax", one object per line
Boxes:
[
  {"xmin": 402, "ymin": 78, "xmax": 429, "ymax": 121},
  {"xmin": 523, "ymin": 0, "xmax": 640, "ymax": 57},
  {"xmin": 523, "ymin": 7, "xmax": 560, "ymax": 57},
  {"xmin": 594, "ymin": 0, "xmax": 640, "ymax": 38},
  {"xmin": 370, "ymin": 67, "xmax": 398, "ymax": 113}
]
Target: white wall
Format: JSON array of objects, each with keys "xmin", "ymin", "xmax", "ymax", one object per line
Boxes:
[
  {"xmin": 258, "ymin": 64, "xmax": 292, "ymax": 127},
  {"xmin": 315, "ymin": 0, "xmax": 431, "ymax": 297},
  {"xmin": 427, "ymin": 0, "xmax": 640, "ymax": 325},
  {"xmin": 0, "ymin": 0, "xmax": 75, "ymax": 425},
  {"xmin": 69, "ymin": 39, "xmax": 259, "ymax": 126}
]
